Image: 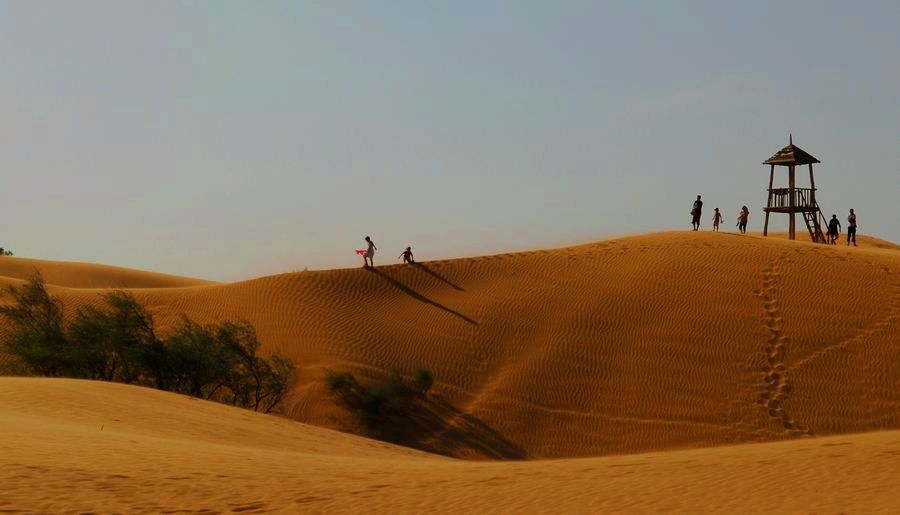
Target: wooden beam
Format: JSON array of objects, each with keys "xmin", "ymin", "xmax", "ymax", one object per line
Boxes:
[
  {"xmin": 764, "ymin": 164, "xmax": 774, "ymax": 236},
  {"xmin": 808, "ymin": 163, "xmax": 821, "ymax": 243},
  {"xmin": 788, "ymin": 165, "xmax": 796, "ymax": 240}
]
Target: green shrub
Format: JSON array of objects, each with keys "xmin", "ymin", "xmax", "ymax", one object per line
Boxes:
[
  {"xmin": 165, "ymin": 317, "xmax": 233, "ymax": 399},
  {"xmin": 0, "ymin": 272, "xmax": 71, "ymax": 377},
  {"xmin": 258, "ymin": 354, "xmax": 296, "ymax": 414},
  {"xmin": 325, "ymin": 370, "xmax": 357, "ymax": 393},
  {"xmin": 68, "ymin": 291, "xmax": 161, "ymax": 383},
  {"xmin": 324, "ymin": 368, "xmax": 434, "ymax": 441},
  {"xmin": 216, "ymin": 320, "xmax": 294, "ymax": 413},
  {"xmin": 0, "ymin": 272, "xmax": 295, "ymax": 413},
  {"xmin": 412, "ymin": 368, "xmax": 433, "ymax": 396}
]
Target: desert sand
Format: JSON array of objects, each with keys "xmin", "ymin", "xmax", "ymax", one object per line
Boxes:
[
  {"xmin": 1, "ymin": 231, "xmax": 899, "ymax": 512},
  {"xmin": 1, "ymin": 378, "xmax": 899, "ymax": 513}
]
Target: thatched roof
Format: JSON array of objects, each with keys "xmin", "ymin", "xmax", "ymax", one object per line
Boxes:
[{"xmin": 763, "ymin": 139, "xmax": 820, "ymax": 166}]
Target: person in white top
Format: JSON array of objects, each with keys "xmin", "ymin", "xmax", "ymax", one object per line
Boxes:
[
  {"xmin": 363, "ymin": 236, "xmax": 377, "ymax": 268},
  {"xmin": 847, "ymin": 209, "xmax": 858, "ymax": 246}
]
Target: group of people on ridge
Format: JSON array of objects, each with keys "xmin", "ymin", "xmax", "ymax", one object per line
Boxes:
[
  {"xmin": 359, "ymin": 199, "xmax": 861, "ymax": 270},
  {"xmin": 358, "ymin": 236, "xmax": 415, "ymax": 268},
  {"xmin": 691, "ymin": 195, "xmax": 750, "ymax": 234},
  {"xmin": 690, "ymin": 195, "xmax": 860, "ymax": 245}
]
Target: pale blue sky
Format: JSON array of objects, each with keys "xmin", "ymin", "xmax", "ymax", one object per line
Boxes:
[{"xmin": 2, "ymin": 1, "xmax": 898, "ymax": 281}]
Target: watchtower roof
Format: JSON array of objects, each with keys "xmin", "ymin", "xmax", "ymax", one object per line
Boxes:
[{"xmin": 763, "ymin": 136, "xmax": 821, "ymax": 166}]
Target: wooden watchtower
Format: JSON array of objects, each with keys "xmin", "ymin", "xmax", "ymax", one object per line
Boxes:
[{"xmin": 762, "ymin": 136, "xmax": 827, "ymax": 243}]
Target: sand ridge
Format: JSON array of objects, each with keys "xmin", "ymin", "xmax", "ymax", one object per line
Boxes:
[
  {"xmin": 4, "ymin": 231, "xmax": 898, "ymax": 459},
  {"xmin": 1, "ymin": 377, "xmax": 898, "ymax": 514},
  {"xmin": 0, "ymin": 256, "xmax": 215, "ymax": 289}
]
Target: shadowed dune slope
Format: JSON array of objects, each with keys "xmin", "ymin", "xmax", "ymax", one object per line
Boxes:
[
  {"xmin": 0, "ymin": 256, "xmax": 215, "ymax": 289},
  {"xmin": 3, "ymin": 232, "xmax": 899, "ymax": 459},
  {"xmin": 1, "ymin": 378, "xmax": 898, "ymax": 514}
]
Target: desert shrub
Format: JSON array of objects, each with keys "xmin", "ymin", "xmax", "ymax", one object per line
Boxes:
[
  {"xmin": 325, "ymin": 368, "xmax": 434, "ymax": 441},
  {"xmin": 68, "ymin": 291, "xmax": 161, "ymax": 383},
  {"xmin": 165, "ymin": 317, "xmax": 234, "ymax": 399},
  {"xmin": 325, "ymin": 371, "xmax": 357, "ymax": 392},
  {"xmin": 0, "ymin": 248, "xmax": 12, "ymax": 256},
  {"xmin": 257, "ymin": 354, "xmax": 295, "ymax": 414},
  {"xmin": 0, "ymin": 272, "xmax": 295, "ymax": 413},
  {"xmin": 215, "ymin": 320, "xmax": 295, "ymax": 413},
  {"xmin": 67, "ymin": 305, "xmax": 120, "ymax": 381},
  {"xmin": 0, "ymin": 272, "xmax": 71, "ymax": 376},
  {"xmin": 412, "ymin": 368, "xmax": 433, "ymax": 396}
]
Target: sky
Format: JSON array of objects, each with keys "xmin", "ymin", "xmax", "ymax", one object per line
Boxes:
[{"xmin": 1, "ymin": 1, "xmax": 898, "ymax": 281}]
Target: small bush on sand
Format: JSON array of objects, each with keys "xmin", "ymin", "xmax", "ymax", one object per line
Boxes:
[{"xmin": 325, "ymin": 368, "xmax": 434, "ymax": 442}]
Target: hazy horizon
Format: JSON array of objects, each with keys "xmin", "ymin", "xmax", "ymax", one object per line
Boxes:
[{"xmin": 2, "ymin": 1, "xmax": 898, "ymax": 281}]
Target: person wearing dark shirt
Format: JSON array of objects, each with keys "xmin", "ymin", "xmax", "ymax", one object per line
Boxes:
[
  {"xmin": 737, "ymin": 206, "xmax": 750, "ymax": 234},
  {"xmin": 691, "ymin": 195, "xmax": 703, "ymax": 231},
  {"xmin": 827, "ymin": 215, "xmax": 841, "ymax": 245}
]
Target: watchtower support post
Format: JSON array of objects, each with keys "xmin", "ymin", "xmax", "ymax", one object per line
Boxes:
[
  {"xmin": 788, "ymin": 165, "xmax": 796, "ymax": 239},
  {"xmin": 764, "ymin": 164, "xmax": 774, "ymax": 236}
]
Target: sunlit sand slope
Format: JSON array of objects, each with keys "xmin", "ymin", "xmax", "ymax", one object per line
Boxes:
[
  {"xmin": 1, "ymin": 378, "xmax": 898, "ymax": 514},
  {"xmin": 0, "ymin": 256, "xmax": 214, "ymax": 288},
  {"xmin": 4, "ymin": 232, "xmax": 900, "ymax": 459}
]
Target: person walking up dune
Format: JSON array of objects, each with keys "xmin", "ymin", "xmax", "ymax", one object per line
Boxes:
[
  {"xmin": 712, "ymin": 208, "xmax": 723, "ymax": 232},
  {"xmin": 691, "ymin": 195, "xmax": 703, "ymax": 231},
  {"xmin": 363, "ymin": 236, "xmax": 377, "ymax": 268},
  {"xmin": 847, "ymin": 209, "xmax": 858, "ymax": 246},
  {"xmin": 399, "ymin": 246, "xmax": 415, "ymax": 264},
  {"xmin": 827, "ymin": 215, "xmax": 841, "ymax": 245},
  {"xmin": 737, "ymin": 206, "xmax": 750, "ymax": 234}
]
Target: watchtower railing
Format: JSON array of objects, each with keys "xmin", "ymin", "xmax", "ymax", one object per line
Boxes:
[{"xmin": 767, "ymin": 187, "xmax": 816, "ymax": 209}]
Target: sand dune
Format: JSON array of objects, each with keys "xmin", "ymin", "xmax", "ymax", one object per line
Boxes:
[
  {"xmin": 2, "ymin": 377, "xmax": 898, "ymax": 514},
  {"xmin": 4, "ymin": 231, "xmax": 898, "ymax": 461},
  {"xmin": 0, "ymin": 256, "xmax": 214, "ymax": 289},
  {"xmin": 764, "ymin": 231, "xmax": 900, "ymax": 250}
]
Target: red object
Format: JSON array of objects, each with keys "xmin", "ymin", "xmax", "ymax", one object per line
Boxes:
[{"xmin": 355, "ymin": 249, "xmax": 366, "ymax": 255}]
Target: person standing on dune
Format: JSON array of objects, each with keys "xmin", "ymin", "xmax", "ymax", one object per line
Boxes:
[
  {"xmin": 737, "ymin": 206, "xmax": 750, "ymax": 234},
  {"xmin": 847, "ymin": 209, "xmax": 858, "ymax": 246},
  {"xmin": 827, "ymin": 215, "xmax": 841, "ymax": 244},
  {"xmin": 691, "ymin": 195, "xmax": 703, "ymax": 231},
  {"xmin": 363, "ymin": 236, "xmax": 377, "ymax": 268},
  {"xmin": 712, "ymin": 208, "xmax": 723, "ymax": 232}
]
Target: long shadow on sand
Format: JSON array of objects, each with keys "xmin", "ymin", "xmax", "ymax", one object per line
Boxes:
[
  {"xmin": 367, "ymin": 268, "xmax": 477, "ymax": 325},
  {"xmin": 331, "ymin": 396, "xmax": 526, "ymax": 460},
  {"xmin": 410, "ymin": 395, "xmax": 527, "ymax": 460},
  {"xmin": 411, "ymin": 262, "xmax": 464, "ymax": 291}
]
